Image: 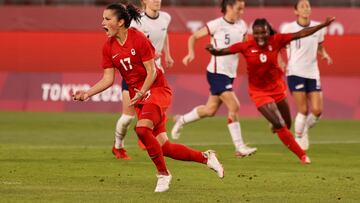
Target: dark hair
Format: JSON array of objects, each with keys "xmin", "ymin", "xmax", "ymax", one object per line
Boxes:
[
  {"xmin": 252, "ymin": 18, "xmax": 277, "ymax": 36},
  {"xmin": 106, "ymin": 2, "xmax": 141, "ymax": 28},
  {"xmin": 294, "ymin": 0, "xmax": 309, "ymax": 10},
  {"xmin": 221, "ymin": 0, "xmax": 243, "ymax": 14}
]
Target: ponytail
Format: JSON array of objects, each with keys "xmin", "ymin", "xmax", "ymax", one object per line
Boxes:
[
  {"xmin": 253, "ymin": 18, "xmax": 277, "ymax": 36},
  {"xmin": 126, "ymin": 3, "xmax": 141, "ymax": 26},
  {"xmin": 106, "ymin": 2, "xmax": 141, "ymax": 28}
]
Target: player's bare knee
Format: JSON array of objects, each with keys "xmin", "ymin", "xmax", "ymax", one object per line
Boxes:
[
  {"xmin": 229, "ymin": 104, "xmax": 240, "ymax": 114},
  {"xmin": 312, "ymin": 108, "xmax": 322, "ymax": 117},
  {"xmin": 272, "ymin": 118, "xmax": 286, "ymax": 129},
  {"xmin": 204, "ymin": 107, "xmax": 217, "ymax": 117},
  {"xmin": 298, "ymin": 106, "xmax": 308, "ymax": 115}
]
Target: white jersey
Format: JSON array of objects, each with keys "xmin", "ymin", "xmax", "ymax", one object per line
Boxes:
[
  {"xmin": 206, "ymin": 17, "xmax": 247, "ymax": 78},
  {"xmin": 281, "ymin": 21, "xmax": 325, "ymax": 79},
  {"xmin": 130, "ymin": 11, "xmax": 171, "ymax": 68}
]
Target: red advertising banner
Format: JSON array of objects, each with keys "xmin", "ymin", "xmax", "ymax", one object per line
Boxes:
[
  {"xmin": 0, "ymin": 6, "xmax": 358, "ymax": 35},
  {"xmin": 0, "ymin": 72, "xmax": 359, "ymax": 119}
]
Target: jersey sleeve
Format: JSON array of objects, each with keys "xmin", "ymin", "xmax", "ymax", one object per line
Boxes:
[
  {"xmin": 206, "ymin": 19, "xmax": 219, "ymax": 35},
  {"xmin": 137, "ymin": 33, "xmax": 155, "ymax": 62},
  {"xmin": 228, "ymin": 42, "xmax": 246, "ymax": 54},
  {"xmin": 276, "ymin": 33, "xmax": 293, "ymax": 48},
  {"xmin": 102, "ymin": 40, "xmax": 114, "ymax": 69},
  {"xmin": 162, "ymin": 11, "xmax": 172, "ymax": 26},
  {"xmin": 280, "ymin": 23, "xmax": 289, "ymax": 34}
]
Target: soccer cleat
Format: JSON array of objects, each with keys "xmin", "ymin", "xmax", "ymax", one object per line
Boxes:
[
  {"xmin": 295, "ymin": 133, "xmax": 309, "ymax": 151},
  {"xmin": 204, "ymin": 150, "xmax": 224, "ymax": 179},
  {"xmin": 138, "ymin": 139, "xmax": 146, "ymax": 151},
  {"xmin": 235, "ymin": 145, "xmax": 257, "ymax": 158},
  {"xmin": 112, "ymin": 146, "xmax": 131, "ymax": 160},
  {"xmin": 300, "ymin": 155, "xmax": 311, "ymax": 165},
  {"xmin": 171, "ymin": 115, "xmax": 183, "ymax": 140},
  {"xmin": 154, "ymin": 172, "xmax": 172, "ymax": 193}
]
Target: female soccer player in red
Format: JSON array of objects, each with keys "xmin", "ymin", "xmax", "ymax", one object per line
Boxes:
[
  {"xmin": 112, "ymin": 0, "xmax": 174, "ymax": 159},
  {"xmin": 73, "ymin": 3, "xmax": 223, "ymax": 193},
  {"xmin": 206, "ymin": 17, "xmax": 335, "ymax": 164}
]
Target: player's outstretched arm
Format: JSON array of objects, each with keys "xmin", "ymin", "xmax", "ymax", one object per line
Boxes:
[
  {"xmin": 182, "ymin": 27, "xmax": 208, "ymax": 66},
  {"xmin": 205, "ymin": 44, "xmax": 233, "ymax": 56},
  {"xmin": 73, "ymin": 68, "xmax": 115, "ymax": 101},
  {"xmin": 292, "ymin": 17, "xmax": 335, "ymax": 40}
]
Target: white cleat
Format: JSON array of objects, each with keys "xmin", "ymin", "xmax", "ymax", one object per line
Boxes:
[
  {"xmin": 235, "ymin": 145, "xmax": 257, "ymax": 158},
  {"xmin": 204, "ymin": 150, "xmax": 224, "ymax": 179},
  {"xmin": 295, "ymin": 133, "xmax": 309, "ymax": 151},
  {"xmin": 300, "ymin": 155, "xmax": 311, "ymax": 165},
  {"xmin": 171, "ymin": 115, "xmax": 183, "ymax": 140},
  {"xmin": 154, "ymin": 172, "xmax": 172, "ymax": 193}
]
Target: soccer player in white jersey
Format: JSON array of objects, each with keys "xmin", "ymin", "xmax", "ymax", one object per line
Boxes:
[
  {"xmin": 281, "ymin": 0, "xmax": 333, "ymax": 150},
  {"xmin": 171, "ymin": 0, "xmax": 257, "ymax": 157},
  {"xmin": 112, "ymin": 0, "xmax": 174, "ymax": 159}
]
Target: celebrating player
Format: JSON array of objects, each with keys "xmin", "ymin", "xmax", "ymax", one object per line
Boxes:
[
  {"xmin": 73, "ymin": 3, "xmax": 223, "ymax": 193},
  {"xmin": 281, "ymin": 0, "xmax": 333, "ymax": 150},
  {"xmin": 112, "ymin": 0, "xmax": 174, "ymax": 159},
  {"xmin": 171, "ymin": 0, "xmax": 257, "ymax": 157},
  {"xmin": 206, "ymin": 17, "xmax": 335, "ymax": 164}
]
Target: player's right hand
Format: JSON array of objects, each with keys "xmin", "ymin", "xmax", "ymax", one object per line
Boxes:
[
  {"xmin": 182, "ymin": 53, "xmax": 194, "ymax": 66},
  {"xmin": 72, "ymin": 90, "xmax": 89, "ymax": 101}
]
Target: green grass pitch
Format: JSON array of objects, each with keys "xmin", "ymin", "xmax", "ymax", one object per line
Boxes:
[{"xmin": 0, "ymin": 112, "xmax": 359, "ymax": 202}]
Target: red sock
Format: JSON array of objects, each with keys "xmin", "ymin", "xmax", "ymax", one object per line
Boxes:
[
  {"xmin": 135, "ymin": 127, "xmax": 168, "ymax": 175},
  {"xmin": 162, "ymin": 141, "xmax": 207, "ymax": 164},
  {"xmin": 275, "ymin": 127, "xmax": 306, "ymax": 159}
]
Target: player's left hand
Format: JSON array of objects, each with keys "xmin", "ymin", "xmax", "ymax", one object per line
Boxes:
[
  {"xmin": 165, "ymin": 55, "xmax": 174, "ymax": 68},
  {"xmin": 72, "ymin": 90, "xmax": 89, "ymax": 101},
  {"xmin": 322, "ymin": 54, "xmax": 333, "ymax": 65},
  {"xmin": 129, "ymin": 88, "xmax": 144, "ymax": 106}
]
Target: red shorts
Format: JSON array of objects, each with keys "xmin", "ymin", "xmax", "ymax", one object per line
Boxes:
[
  {"xmin": 134, "ymin": 86, "xmax": 172, "ymax": 136},
  {"xmin": 131, "ymin": 86, "xmax": 172, "ymax": 110},
  {"xmin": 249, "ymin": 81, "xmax": 287, "ymax": 108},
  {"xmin": 135, "ymin": 103, "xmax": 167, "ymax": 136},
  {"xmin": 250, "ymin": 91, "xmax": 287, "ymax": 108}
]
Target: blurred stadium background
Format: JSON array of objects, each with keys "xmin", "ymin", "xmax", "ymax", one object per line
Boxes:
[{"xmin": 0, "ymin": 0, "xmax": 359, "ymax": 119}]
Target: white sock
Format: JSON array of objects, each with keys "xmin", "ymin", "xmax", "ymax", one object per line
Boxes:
[
  {"xmin": 115, "ymin": 114, "xmax": 134, "ymax": 149},
  {"xmin": 294, "ymin": 113, "xmax": 307, "ymax": 137},
  {"xmin": 179, "ymin": 107, "xmax": 200, "ymax": 125},
  {"xmin": 302, "ymin": 113, "xmax": 320, "ymax": 137},
  {"xmin": 306, "ymin": 113, "xmax": 320, "ymax": 129},
  {"xmin": 227, "ymin": 121, "xmax": 245, "ymax": 151}
]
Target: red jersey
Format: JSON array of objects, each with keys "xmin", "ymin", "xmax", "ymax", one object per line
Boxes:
[
  {"xmin": 102, "ymin": 28, "xmax": 171, "ymax": 108},
  {"xmin": 229, "ymin": 33, "xmax": 293, "ymax": 93}
]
